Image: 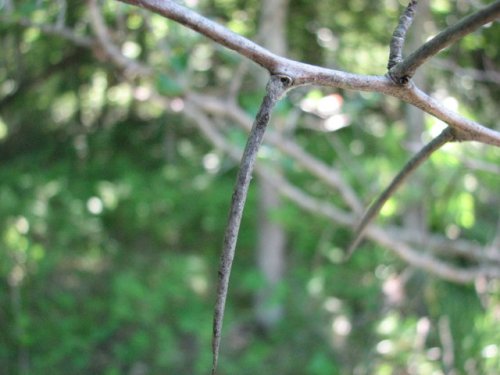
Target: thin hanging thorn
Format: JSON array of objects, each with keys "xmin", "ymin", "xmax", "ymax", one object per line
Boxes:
[
  {"xmin": 345, "ymin": 127, "xmax": 454, "ymax": 259},
  {"xmin": 211, "ymin": 74, "xmax": 292, "ymax": 374}
]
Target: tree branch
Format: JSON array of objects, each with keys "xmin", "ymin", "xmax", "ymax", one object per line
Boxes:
[
  {"xmin": 88, "ymin": 0, "xmax": 152, "ymax": 76},
  {"xmin": 389, "ymin": 0, "xmax": 500, "ymax": 81},
  {"xmin": 116, "ymin": 0, "xmax": 500, "ymax": 148},
  {"xmin": 117, "ymin": 0, "xmax": 284, "ymax": 72}
]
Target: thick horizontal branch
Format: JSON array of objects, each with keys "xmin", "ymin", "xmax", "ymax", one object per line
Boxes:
[
  {"xmin": 115, "ymin": 0, "xmax": 500, "ymax": 147},
  {"xmin": 390, "ymin": 0, "xmax": 500, "ymax": 80},
  {"xmin": 117, "ymin": 0, "xmax": 284, "ymax": 72}
]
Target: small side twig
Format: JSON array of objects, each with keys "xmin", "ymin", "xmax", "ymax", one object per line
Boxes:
[
  {"xmin": 88, "ymin": 0, "xmax": 151, "ymax": 77},
  {"xmin": 345, "ymin": 127, "xmax": 455, "ymax": 258},
  {"xmin": 211, "ymin": 74, "xmax": 292, "ymax": 375},
  {"xmin": 387, "ymin": 0, "xmax": 419, "ymax": 71},
  {"xmin": 390, "ymin": 0, "xmax": 500, "ymax": 81}
]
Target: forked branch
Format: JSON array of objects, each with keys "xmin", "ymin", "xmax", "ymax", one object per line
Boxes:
[
  {"xmin": 389, "ymin": 0, "xmax": 500, "ymax": 81},
  {"xmin": 117, "ymin": 0, "xmax": 500, "ymax": 147}
]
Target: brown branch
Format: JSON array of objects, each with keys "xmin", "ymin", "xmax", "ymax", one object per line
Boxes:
[
  {"xmin": 105, "ymin": 0, "xmax": 500, "ymax": 276},
  {"xmin": 346, "ymin": 127, "xmax": 455, "ymax": 258},
  {"xmin": 399, "ymin": 84, "xmax": 500, "ymax": 145},
  {"xmin": 389, "ymin": 0, "xmax": 500, "ymax": 81}
]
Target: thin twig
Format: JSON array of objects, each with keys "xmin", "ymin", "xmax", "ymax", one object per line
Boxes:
[
  {"xmin": 345, "ymin": 127, "xmax": 455, "ymax": 258},
  {"xmin": 7, "ymin": 17, "xmax": 93, "ymax": 47},
  {"xmin": 211, "ymin": 74, "xmax": 292, "ymax": 374},
  {"xmin": 387, "ymin": 0, "xmax": 419, "ymax": 71},
  {"xmin": 389, "ymin": 0, "xmax": 500, "ymax": 81},
  {"xmin": 88, "ymin": 0, "xmax": 152, "ymax": 76}
]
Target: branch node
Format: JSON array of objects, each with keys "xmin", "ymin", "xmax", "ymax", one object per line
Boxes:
[
  {"xmin": 268, "ymin": 73, "xmax": 294, "ymax": 99},
  {"xmin": 387, "ymin": 71, "xmax": 411, "ymax": 86}
]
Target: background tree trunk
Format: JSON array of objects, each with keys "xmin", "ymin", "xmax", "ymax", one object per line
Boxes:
[
  {"xmin": 254, "ymin": 0, "xmax": 289, "ymax": 331},
  {"xmin": 403, "ymin": 0, "xmax": 431, "ymax": 237}
]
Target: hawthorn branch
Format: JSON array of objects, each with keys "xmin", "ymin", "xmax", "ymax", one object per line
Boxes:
[
  {"xmin": 389, "ymin": 0, "xmax": 500, "ymax": 81},
  {"xmin": 346, "ymin": 127, "xmax": 455, "ymax": 258},
  {"xmin": 116, "ymin": 0, "xmax": 500, "ymax": 147},
  {"xmin": 117, "ymin": 0, "xmax": 284, "ymax": 72}
]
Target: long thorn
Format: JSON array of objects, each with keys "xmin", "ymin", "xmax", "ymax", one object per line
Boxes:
[{"xmin": 345, "ymin": 127, "xmax": 454, "ymax": 259}]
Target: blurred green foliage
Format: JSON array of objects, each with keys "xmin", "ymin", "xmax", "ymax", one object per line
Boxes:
[{"xmin": 1, "ymin": 0, "xmax": 499, "ymax": 374}]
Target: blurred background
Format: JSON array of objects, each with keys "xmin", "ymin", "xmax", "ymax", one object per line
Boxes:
[{"xmin": 1, "ymin": 0, "xmax": 500, "ymax": 374}]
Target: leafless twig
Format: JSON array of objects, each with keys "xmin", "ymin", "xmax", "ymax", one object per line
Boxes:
[
  {"xmin": 88, "ymin": 0, "xmax": 152, "ymax": 76},
  {"xmin": 7, "ymin": 17, "xmax": 93, "ymax": 47},
  {"xmin": 389, "ymin": 0, "xmax": 500, "ymax": 81},
  {"xmin": 388, "ymin": 0, "xmax": 419, "ymax": 71},
  {"xmin": 117, "ymin": 0, "xmax": 500, "ymax": 147}
]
